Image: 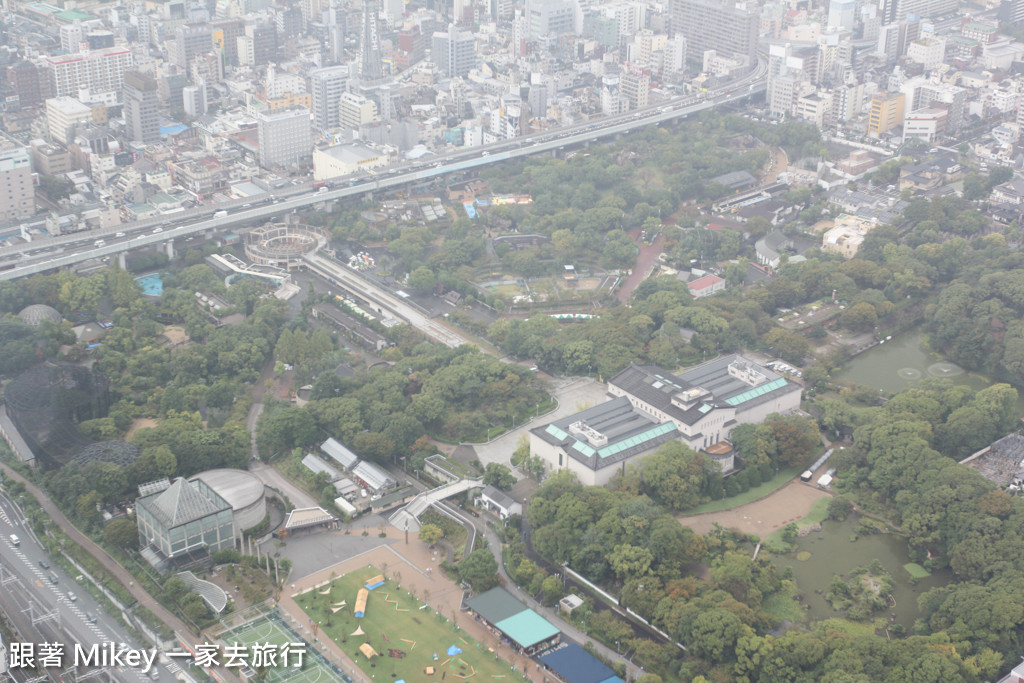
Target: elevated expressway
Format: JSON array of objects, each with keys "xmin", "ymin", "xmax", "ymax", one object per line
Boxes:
[{"xmin": 0, "ymin": 59, "xmax": 766, "ymax": 282}]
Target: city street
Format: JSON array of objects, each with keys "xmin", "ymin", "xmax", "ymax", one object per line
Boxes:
[{"xmin": 0, "ymin": 490, "xmax": 172, "ymax": 683}]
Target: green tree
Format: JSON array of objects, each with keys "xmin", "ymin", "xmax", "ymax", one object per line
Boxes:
[
  {"xmin": 418, "ymin": 523, "xmax": 444, "ymax": 546},
  {"xmin": 483, "ymin": 463, "xmax": 516, "ymax": 490},
  {"xmin": 458, "ymin": 549, "xmax": 499, "ymax": 591},
  {"xmin": 102, "ymin": 518, "xmax": 139, "ymax": 549},
  {"xmin": 408, "ymin": 266, "xmax": 437, "ymax": 292}
]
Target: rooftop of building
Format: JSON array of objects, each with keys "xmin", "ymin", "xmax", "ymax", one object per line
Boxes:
[
  {"xmin": 139, "ymin": 477, "xmax": 230, "ymax": 529},
  {"xmin": 530, "ymin": 395, "xmax": 680, "ymax": 471}
]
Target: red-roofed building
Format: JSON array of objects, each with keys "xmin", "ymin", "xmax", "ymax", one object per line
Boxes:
[{"xmin": 688, "ymin": 274, "xmax": 726, "ymax": 298}]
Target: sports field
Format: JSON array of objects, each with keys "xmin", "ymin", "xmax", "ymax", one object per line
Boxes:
[
  {"xmin": 220, "ymin": 613, "xmax": 347, "ymax": 683},
  {"xmin": 294, "ymin": 566, "xmax": 529, "ymax": 682}
]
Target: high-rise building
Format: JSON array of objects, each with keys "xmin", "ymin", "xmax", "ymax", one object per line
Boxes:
[
  {"xmin": 398, "ymin": 25, "xmax": 426, "ymax": 63},
  {"xmin": 212, "ymin": 18, "xmax": 245, "ymax": 66},
  {"xmin": 432, "ymin": 23, "xmax": 475, "ymax": 77},
  {"xmin": 669, "ymin": 0, "xmax": 758, "ymax": 64},
  {"xmin": 895, "ymin": 0, "xmax": 956, "ymax": 20},
  {"xmin": 46, "ymin": 96, "xmax": 93, "ymax": 144},
  {"xmin": 257, "ymin": 107, "xmax": 312, "ymax": 168},
  {"xmin": 172, "ymin": 24, "xmax": 214, "ymax": 68},
  {"xmin": 827, "ymin": 0, "xmax": 856, "ymax": 30},
  {"xmin": 183, "ymin": 81, "xmax": 208, "ymax": 116},
  {"xmin": 339, "ymin": 91, "xmax": 378, "ymax": 129},
  {"xmin": 527, "ymin": 0, "xmax": 574, "ymax": 40},
  {"xmin": 44, "ymin": 47, "xmax": 134, "ymax": 98},
  {"xmin": 122, "ymin": 71, "xmax": 160, "ymax": 143},
  {"xmin": 867, "ymin": 92, "xmax": 905, "ymax": 137},
  {"xmin": 239, "ymin": 24, "xmax": 278, "ymax": 66},
  {"xmin": 59, "ymin": 23, "xmax": 85, "ymax": 53},
  {"xmin": 0, "ymin": 134, "xmax": 34, "ymax": 222},
  {"xmin": 310, "ymin": 65, "xmax": 349, "ymax": 130},
  {"xmin": 5, "ymin": 61, "xmax": 47, "ymax": 111},
  {"xmin": 1000, "ymin": 0, "xmax": 1024, "ymax": 26},
  {"xmin": 620, "ymin": 67, "xmax": 650, "ymax": 111}
]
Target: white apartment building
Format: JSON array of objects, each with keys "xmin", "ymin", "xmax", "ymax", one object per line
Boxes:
[
  {"xmin": 0, "ymin": 135, "xmax": 34, "ymax": 222},
  {"xmin": 257, "ymin": 107, "xmax": 312, "ymax": 169},
  {"xmin": 46, "ymin": 96, "xmax": 94, "ymax": 145},
  {"xmin": 44, "ymin": 47, "xmax": 133, "ymax": 98},
  {"xmin": 338, "ymin": 92, "xmax": 378, "ymax": 130}
]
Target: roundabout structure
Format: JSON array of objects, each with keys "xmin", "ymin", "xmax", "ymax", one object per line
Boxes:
[{"xmin": 244, "ymin": 222, "xmax": 328, "ymax": 269}]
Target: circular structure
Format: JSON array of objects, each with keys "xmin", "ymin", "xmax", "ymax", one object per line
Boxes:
[
  {"xmin": 18, "ymin": 304, "xmax": 62, "ymax": 327},
  {"xmin": 5, "ymin": 364, "xmax": 111, "ymax": 469},
  {"xmin": 897, "ymin": 368, "xmax": 922, "ymax": 381},
  {"xmin": 189, "ymin": 468, "xmax": 267, "ymax": 535},
  {"xmin": 244, "ymin": 223, "xmax": 327, "ymax": 268},
  {"xmin": 928, "ymin": 361, "xmax": 964, "ymax": 377}
]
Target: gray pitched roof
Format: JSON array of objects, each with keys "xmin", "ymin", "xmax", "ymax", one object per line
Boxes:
[
  {"xmin": 141, "ymin": 478, "xmax": 229, "ymax": 528},
  {"xmin": 530, "ymin": 395, "xmax": 680, "ymax": 470}
]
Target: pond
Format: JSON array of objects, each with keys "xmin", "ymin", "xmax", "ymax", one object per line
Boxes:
[
  {"xmin": 836, "ymin": 326, "xmax": 1010, "ymax": 397},
  {"xmin": 774, "ymin": 516, "xmax": 951, "ymax": 630},
  {"xmin": 135, "ymin": 272, "xmax": 166, "ymax": 297}
]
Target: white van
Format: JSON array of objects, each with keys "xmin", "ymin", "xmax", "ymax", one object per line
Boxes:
[{"xmin": 9, "ymin": 534, "xmax": 19, "ymax": 546}]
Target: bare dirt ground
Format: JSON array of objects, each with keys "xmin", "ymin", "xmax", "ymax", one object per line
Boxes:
[
  {"xmin": 679, "ymin": 481, "xmax": 831, "ymax": 536},
  {"xmin": 162, "ymin": 325, "xmax": 190, "ymax": 345},
  {"xmin": 125, "ymin": 417, "xmax": 159, "ymax": 439}
]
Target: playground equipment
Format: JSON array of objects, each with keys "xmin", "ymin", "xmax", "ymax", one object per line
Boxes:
[{"xmin": 354, "ymin": 588, "xmax": 369, "ymax": 618}]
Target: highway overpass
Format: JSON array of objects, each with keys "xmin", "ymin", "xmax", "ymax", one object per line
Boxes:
[{"xmin": 0, "ymin": 68, "xmax": 766, "ymax": 281}]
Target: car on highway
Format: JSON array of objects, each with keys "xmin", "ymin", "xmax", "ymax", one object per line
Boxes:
[
  {"xmin": 38, "ymin": 559, "xmax": 49, "ymax": 569},
  {"xmin": 115, "ymin": 232, "xmax": 125, "ymax": 238},
  {"xmin": 152, "ymin": 227, "xmax": 163, "ymax": 233},
  {"xmin": 67, "ymin": 591, "xmax": 77, "ymax": 601}
]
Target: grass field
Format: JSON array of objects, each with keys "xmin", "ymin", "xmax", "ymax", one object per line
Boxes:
[
  {"xmin": 903, "ymin": 563, "xmax": 931, "ymax": 579},
  {"xmin": 220, "ymin": 613, "xmax": 346, "ymax": 683},
  {"xmin": 295, "ymin": 567, "xmax": 529, "ymax": 683}
]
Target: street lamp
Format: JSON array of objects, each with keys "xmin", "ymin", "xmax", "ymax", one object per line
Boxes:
[{"xmin": 615, "ymin": 640, "xmax": 620, "ymax": 655}]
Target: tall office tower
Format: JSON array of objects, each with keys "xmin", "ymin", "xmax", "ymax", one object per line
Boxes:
[
  {"xmin": 453, "ymin": 0, "xmax": 468, "ymax": 21},
  {"xmin": 172, "ymin": 24, "xmax": 214, "ymax": 68},
  {"xmin": 0, "ymin": 134, "xmax": 34, "ymax": 222},
  {"xmin": 310, "ymin": 65, "xmax": 349, "ymax": 129},
  {"xmin": 301, "ymin": 0, "xmax": 326, "ymax": 25},
  {"xmin": 526, "ymin": 0, "xmax": 574, "ymax": 40},
  {"xmin": 894, "ymin": 0, "xmax": 956, "ymax": 20},
  {"xmin": 6, "ymin": 61, "xmax": 47, "ymax": 111},
  {"xmin": 122, "ymin": 71, "xmax": 160, "ymax": 143},
  {"xmin": 669, "ymin": 0, "xmax": 758, "ymax": 64},
  {"xmin": 382, "ymin": 0, "xmax": 404, "ymax": 27},
  {"xmin": 359, "ymin": 0, "xmax": 383, "ymax": 81},
  {"xmin": 328, "ymin": 4, "xmax": 348, "ymax": 63},
  {"xmin": 398, "ymin": 25, "xmax": 426, "ymax": 62},
  {"xmin": 876, "ymin": 15, "xmax": 920, "ymax": 63},
  {"xmin": 276, "ymin": 8, "xmax": 304, "ymax": 38},
  {"xmin": 44, "ymin": 47, "xmax": 134, "ymax": 98},
  {"xmin": 183, "ymin": 81, "xmax": 208, "ymax": 116},
  {"xmin": 257, "ymin": 107, "xmax": 312, "ymax": 168},
  {"xmin": 432, "ymin": 23, "xmax": 475, "ymax": 77},
  {"xmin": 45, "ymin": 96, "xmax": 93, "ymax": 144},
  {"xmin": 242, "ymin": 24, "xmax": 278, "ymax": 66},
  {"xmin": 827, "ymin": 0, "xmax": 856, "ymax": 30},
  {"xmin": 378, "ymin": 85, "xmax": 393, "ymax": 121},
  {"xmin": 60, "ymin": 22, "xmax": 85, "ymax": 53},
  {"xmin": 866, "ymin": 92, "xmax": 905, "ymax": 137},
  {"xmin": 1000, "ymin": 0, "xmax": 1024, "ymax": 25},
  {"xmin": 212, "ymin": 18, "xmax": 245, "ymax": 66}
]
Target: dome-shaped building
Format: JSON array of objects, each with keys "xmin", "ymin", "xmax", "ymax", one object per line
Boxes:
[
  {"xmin": 189, "ymin": 468, "xmax": 267, "ymax": 537},
  {"xmin": 18, "ymin": 304, "xmax": 62, "ymax": 327}
]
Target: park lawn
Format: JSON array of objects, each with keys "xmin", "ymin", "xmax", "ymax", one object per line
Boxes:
[
  {"xmin": 683, "ymin": 467, "xmax": 801, "ymax": 515},
  {"xmin": 294, "ymin": 566, "xmax": 528, "ymax": 683},
  {"xmin": 903, "ymin": 563, "xmax": 930, "ymax": 579}
]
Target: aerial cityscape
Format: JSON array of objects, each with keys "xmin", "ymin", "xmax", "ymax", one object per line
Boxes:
[{"xmin": 3, "ymin": 0, "xmax": 1024, "ymax": 681}]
